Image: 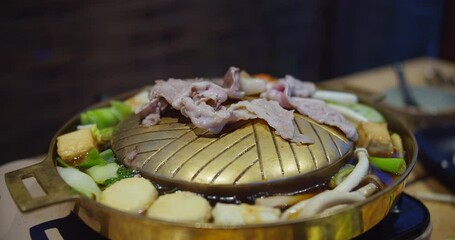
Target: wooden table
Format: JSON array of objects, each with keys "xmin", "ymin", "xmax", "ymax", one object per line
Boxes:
[{"xmin": 322, "ymin": 57, "xmax": 455, "ymax": 240}]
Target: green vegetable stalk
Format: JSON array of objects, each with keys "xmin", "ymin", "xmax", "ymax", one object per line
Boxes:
[
  {"xmin": 100, "ymin": 149, "xmax": 116, "ymax": 163},
  {"xmin": 56, "ymin": 157, "xmax": 71, "ymax": 168},
  {"xmin": 99, "ymin": 127, "xmax": 115, "ymax": 142},
  {"xmin": 102, "ymin": 167, "xmax": 135, "ymax": 187},
  {"xmin": 369, "ymin": 157, "xmax": 407, "ymax": 175},
  {"xmin": 76, "ymin": 148, "xmax": 117, "ymax": 168},
  {"xmin": 110, "ymin": 100, "xmax": 133, "ymax": 121},
  {"xmin": 80, "ymin": 101, "xmax": 133, "ymax": 130},
  {"xmin": 81, "ymin": 108, "xmax": 119, "ymax": 129},
  {"xmin": 77, "ymin": 148, "xmax": 107, "ymax": 168},
  {"xmin": 90, "ymin": 125, "xmax": 115, "ymax": 143}
]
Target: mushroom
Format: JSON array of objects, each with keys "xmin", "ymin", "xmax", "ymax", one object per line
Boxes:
[
  {"xmin": 280, "ymin": 148, "xmax": 370, "ymax": 220},
  {"xmin": 359, "ymin": 175, "xmax": 386, "ymax": 192},
  {"xmin": 255, "ymin": 193, "xmax": 317, "ymax": 208},
  {"xmin": 334, "ymin": 148, "xmax": 370, "ymax": 192},
  {"xmin": 320, "ymin": 183, "xmax": 380, "ymax": 216}
]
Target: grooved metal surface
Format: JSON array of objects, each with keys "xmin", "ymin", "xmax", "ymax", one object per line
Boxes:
[{"xmin": 112, "ymin": 111, "xmax": 353, "ymax": 186}]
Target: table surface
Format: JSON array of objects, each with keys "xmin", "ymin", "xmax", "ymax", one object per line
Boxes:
[
  {"xmin": 323, "ymin": 57, "xmax": 455, "ymax": 240},
  {"xmin": 1, "ymin": 57, "xmax": 454, "ymax": 240}
]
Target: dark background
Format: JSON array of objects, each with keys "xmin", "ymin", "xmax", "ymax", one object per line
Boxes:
[{"xmin": 1, "ymin": 0, "xmax": 454, "ymax": 164}]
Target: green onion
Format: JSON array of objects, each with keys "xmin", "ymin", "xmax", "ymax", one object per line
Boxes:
[
  {"xmin": 81, "ymin": 108, "xmax": 119, "ymax": 129},
  {"xmin": 369, "ymin": 157, "xmax": 407, "ymax": 175},
  {"xmin": 99, "ymin": 127, "xmax": 115, "ymax": 142},
  {"xmin": 57, "ymin": 166, "xmax": 101, "ymax": 200},
  {"xmin": 80, "ymin": 113, "xmax": 91, "ymax": 125},
  {"xmin": 89, "ymin": 125, "xmax": 114, "ymax": 143},
  {"xmin": 56, "ymin": 157, "xmax": 71, "ymax": 168},
  {"xmin": 110, "ymin": 100, "xmax": 133, "ymax": 121},
  {"xmin": 80, "ymin": 101, "xmax": 132, "ymax": 130},
  {"xmin": 77, "ymin": 148, "xmax": 106, "ymax": 168},
  {"xmin": 348, "ymin": 103, "xmax": 385, "ymax": 123},
  {"xmin": 86, "ymin": 162, "xmax": 120, "ymax": 184},
  {"xmin": 100, "ymin": 149, "xmax": 116, "ymax": 163},
  {"xmin": 102, "ymin": 166, "xmax": 135, "ymax": 187}
]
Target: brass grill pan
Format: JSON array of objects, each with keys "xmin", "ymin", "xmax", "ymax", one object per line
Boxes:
[{"xmin": 112, "ymin": 109, "xmax": 354, "ymax": 200}]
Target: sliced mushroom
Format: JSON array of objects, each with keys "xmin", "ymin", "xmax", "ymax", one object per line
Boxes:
[
  {"xmin": 255, "ymin": 193, "xmax": 317, "ymax": 208},
  {"xmin": 355, "ymin": 182, "xmax": 380, "ymax": 197},
  {"xmin": 334, "ymin": 148, "xmax": 370, "ymax": 192},
  {"xmin": 296, "ymin": 190, "xmax": 365, "ymax": 219},
  {"xmin": 281, "ymin": 148, "xmax": 370, "ymax": 220},
  {"xmin": 359, "ymin": 175, "xmax": 385, "ymax": 192}
]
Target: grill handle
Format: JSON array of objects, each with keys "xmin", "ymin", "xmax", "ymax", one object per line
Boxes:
[{"xmin": 4, "ymin": 156, "xmax": 78, "ymax": 212}]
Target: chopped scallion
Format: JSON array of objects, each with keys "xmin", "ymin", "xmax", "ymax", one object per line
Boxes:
[
  {"xmin": 369, "ymin": 157, "xmax": 407, "ymax": 175},
  {"xmin": 110, "ymin": 100, "xmax": 133, "ymax": 121},
  {"xmin": 100, "ymin": 149, "xmax": 116, "ymax": 163},
  {"xmin": 77, "ymin": 148, "xmax": 106, "ymax": 168}
]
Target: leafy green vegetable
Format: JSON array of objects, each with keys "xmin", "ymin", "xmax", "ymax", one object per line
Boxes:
[
  {"xmin": 77, "ymin": 148, "xmax": 106, "ymax": 168},
  {"xmin": 88, "ymin": 124, "xmax": 115, "ymax": 143},
  {"xmin": 56, "ymin": 157, "xmax": 71, "ymax": 168},
  {"xmin": 102, "ymin": 166, "xmax": 135, "ymax": 187},
  {"xmin": 89, "ymin": 124, "xmax": 102, "ymax": 142},
  {"xmin": 81, "ymin": 108, "xmax": 119, "ymax": 129},
  {"xmin": 110, "ymin": 100, "xmax": 133, "ymax": 121},
  {"xmin": 80, "ymin": 101, "xmax": 132, "ymax": 131},
  {"xmin": 86, "ymin": 162, "xmax": 120, "ymax": 184},
  {"xmin": 99, "ymin": 127, "xmax": 115, "ymax": 142},
  {"xmin": 369, "ymin": 157, "xmax": 407, "ymax": 175},
  {"xmin": 100, "ymin": 149, "xmax": 116, "ymax": 163}
]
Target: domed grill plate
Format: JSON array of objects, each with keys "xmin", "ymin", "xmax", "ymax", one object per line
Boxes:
[{"xmin": 112, "ymin": 110, "xmax": 353, "ymax": 198}]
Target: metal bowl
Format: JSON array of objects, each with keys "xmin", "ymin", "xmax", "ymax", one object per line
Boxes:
[{"xmin": 5, "ymin": 88, "xmax": 418, "ymax": 240}]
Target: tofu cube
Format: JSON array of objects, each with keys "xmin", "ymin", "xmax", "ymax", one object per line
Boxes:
[
  {"xmin": 100, "ymin": 177, "xmax": 158, "ymax": 214},
  {"xmin": 146, "ymin": 191, "xmax": 212, "ymax": 223},
  {"xmin": 57, "ymin": 128, "xmax": 96, "ymax": 163},
  {"xmin": 356, "ymin": 122, "xmax": 393, "ymax": 157}
]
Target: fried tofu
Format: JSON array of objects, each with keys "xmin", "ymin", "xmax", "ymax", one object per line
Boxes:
[
  {"xmin": 57, "ymin": 128, "xmax": 96, "ymax": 163},
  {"xmin": 356, "ymin": 122, "xmax": 393, "ymax": 157}
]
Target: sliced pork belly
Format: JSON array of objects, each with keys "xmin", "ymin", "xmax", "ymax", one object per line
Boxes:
[
  {"xmin": 261, "ymin": 76, "xmax": 358, "ymax": 141},
  {"xmin": 223, "ymin": 66, "xmax": 245, "ymax": 99},
  {"xmin": 281, "ymin": 75, "xmax": 316, "ymax": 98},
  {"xmin": 138, "ymin": 67, "xmax": 356, "ymax": 144},
  {"xmin": 139, "ymin": 79, "xmax": 232, "ymax": 132},
  {"xmin": 260, "ymin": 75, "xmax": 315, "ymax": 108},
  {"xmin": 138, "ymin": 67, "xmax": 243, "ymax": 127},
  {"xmin": 138, "ymin": 77, "xmax": 313, "ymax": 143},
  {"xmin": 229, "ymin": 99, "xmax": 314, "ymax": 144},
  {"xmin": 137, "ymin": 98, "xmax": 167, "ymax": 126},
  {"xmin": 289, "ymin": 98, "xmax": 358, "ymax": 141}
]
